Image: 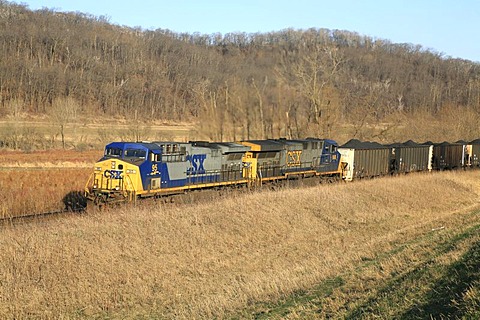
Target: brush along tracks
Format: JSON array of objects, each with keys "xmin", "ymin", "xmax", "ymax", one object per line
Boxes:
[
  {"xmin": 1, "ymin": 174, "xmax": 332, "ymax": 226},
  {"xmin": 0, "ymin": 190, "xmax": 87, "ymax": 226}
]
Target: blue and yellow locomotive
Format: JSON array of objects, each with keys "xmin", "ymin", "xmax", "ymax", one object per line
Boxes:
[{"xmin": 84, "ymin": 138, "xmax": 343, "ymax": 204}]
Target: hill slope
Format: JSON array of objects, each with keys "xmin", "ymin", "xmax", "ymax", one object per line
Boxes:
[
  {"xmin": 0, "ymin": 171, "xmax": 479, "ymax": 318},
  {"xmin": 1, "ymin": 1, "xmax": 480, "ymax": 144}
]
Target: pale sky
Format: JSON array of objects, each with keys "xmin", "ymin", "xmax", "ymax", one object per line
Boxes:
[{"xmin": 13, "ymin": 0, "xmax": 480, "ymax": 62}]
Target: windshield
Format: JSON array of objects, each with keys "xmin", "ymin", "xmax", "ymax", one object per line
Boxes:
[
  {"xmin": 105, "ymin": 147, "xmax": 122, "ymax": 157},
  {"xmin": 124, "ymin": 148, "xmax": 147, "ymax": 159}
]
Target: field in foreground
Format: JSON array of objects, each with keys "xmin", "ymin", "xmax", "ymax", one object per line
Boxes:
[{"xmin": 0, "ymin": 171, "xmax": 479, "ymax": 318}]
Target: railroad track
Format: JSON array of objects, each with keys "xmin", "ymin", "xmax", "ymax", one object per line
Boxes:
[
  {"xmin": 0, "ymin": 207, "xmax": 86, "ymax": 226},
  {"xmin": 0, "ymin": 175, "xmax": 335, "ymax": 226}
]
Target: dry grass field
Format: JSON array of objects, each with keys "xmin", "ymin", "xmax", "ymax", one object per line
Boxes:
[
  {"xmin": 0, "ymin": 170, "xmax": 479, "ymax": 318},
  {"xmin": 0, "ymin": 149, "xmax": 101, "ymax": 168},
  {"xmin": 0, "ymin": 149, "xmax": 101, "ymax": 217},
  {"xmin": 0, "ymin": 119, "xmax": 194, "ymax": 151}
]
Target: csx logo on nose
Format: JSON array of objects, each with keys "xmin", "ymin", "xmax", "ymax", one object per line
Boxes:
[
  {"xmin": 104, "ymin": 170, "xmax": 122, "ymax": 179},
  {"xmin": 186, "ymin": 154, "xmax": 206, "ymax": 174}
]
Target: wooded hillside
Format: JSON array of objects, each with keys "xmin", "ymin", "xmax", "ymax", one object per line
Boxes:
[{"xmin": 1, "ymin": 1, "xmax": 480, "ymax": 144}]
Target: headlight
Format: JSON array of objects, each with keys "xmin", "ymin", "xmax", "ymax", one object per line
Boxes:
[
  {"xmin": 95, "ymin": 167, "xmax": 102, "ymax": 172},
  {"xmin": 126, "ymin": 169, "xmax": 137, "ymax": 174},
  {"xmin": 111, "ymin": 161, "xmax": 116, "ymax": 169}
]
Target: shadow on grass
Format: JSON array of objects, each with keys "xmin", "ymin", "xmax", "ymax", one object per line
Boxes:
[
  {"xmin": 401, "ymin": 240, "xmax": 480, "ymax": 319},
  {"xmin": 345, "ymin": 225, "xmax": 480, "ymax": 319},
  {"xmin": 63, "ymin": 190, "xmax": 88, "ymax": 211},
  {"xmin": 248, "ymin": 276, "xmax": 345, "ymax": 320}
]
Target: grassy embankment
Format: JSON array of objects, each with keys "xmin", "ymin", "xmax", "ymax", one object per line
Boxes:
[{"xmin": 0, "ymin": 170, "xmax": 479, "ymax": 318}]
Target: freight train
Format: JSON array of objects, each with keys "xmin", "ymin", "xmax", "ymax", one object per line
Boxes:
[{"xmin": 84, "ymin": 138, "xmax": 480, "ymax": 205}]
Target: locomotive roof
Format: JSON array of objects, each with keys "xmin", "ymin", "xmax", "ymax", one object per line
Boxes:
[
  {"xmin": 241, "ymin": 140, "xmax": 284, "ymax": 152},
  {"xmin": 271, "ymin": 139, "xmax": 305, "ymax": 146},
  {"xmin": 274, "ymin": 138, "xmax": 328, "ymax": 144},
  {"xmin": 106, "ymin": 141, "xmax": 162, "ymax": 151},
  {"xmin": 210, "ymin": 142, "xmax": 251, "ymax": 153},
  {"xmin": 188, "ymin": 141, "xmax": 251, "ymax": 153}
]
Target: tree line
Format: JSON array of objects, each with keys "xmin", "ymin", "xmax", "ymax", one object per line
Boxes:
[{"xmin": 1, "ymin": 0, "xmax": 480, "ymax": 146}]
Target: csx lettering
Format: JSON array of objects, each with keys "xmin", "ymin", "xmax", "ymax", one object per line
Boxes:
[
  {"xmin": 287, "ymin": 150, "xmax": 302, "ymax": 167},
  {"xmin": 104, "ymin": 170, "xmax": 122, "ymax": 179},
  {"xmin": 186, "ymin": 154, "xmax": 207, "ymax": 174}
]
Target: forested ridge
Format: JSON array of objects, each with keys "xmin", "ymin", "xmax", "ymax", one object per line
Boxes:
[{"xmin": 1, "ymin": 1, "xmax": 480, "ymax": 143}]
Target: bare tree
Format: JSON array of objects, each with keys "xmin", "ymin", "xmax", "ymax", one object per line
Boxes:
[
  {"xmin": 50, "ymin": 96, "xmax": 78, "ymax": 149},
  {"xmin": 251, "ymin": 77, "xmax": 267, "ymax": 139}
]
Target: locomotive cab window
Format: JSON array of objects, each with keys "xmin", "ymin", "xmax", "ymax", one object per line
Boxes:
[
  {"xmin": 124, "ymin": 149, "xmax": 147, "ymax": 159},
  {"xmin": 105, "ymin": 147, "xmax": 122, "ymax": 157}
]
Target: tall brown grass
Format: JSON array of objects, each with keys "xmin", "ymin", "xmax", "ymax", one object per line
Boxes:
[
  {"xmin": 0, "ymin": 171, "xmax": 479, "ymax": 318},
  {"xmin": 0, "ymin": 149, "xmax": 101, "ymax": 167},
  {"xmin": 0, "ymin": 168, "xmax": 92, "ymax": 217},
  {"xmin": 0, "ymin": 150, "xmax": 99, "ymax": 217}
]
